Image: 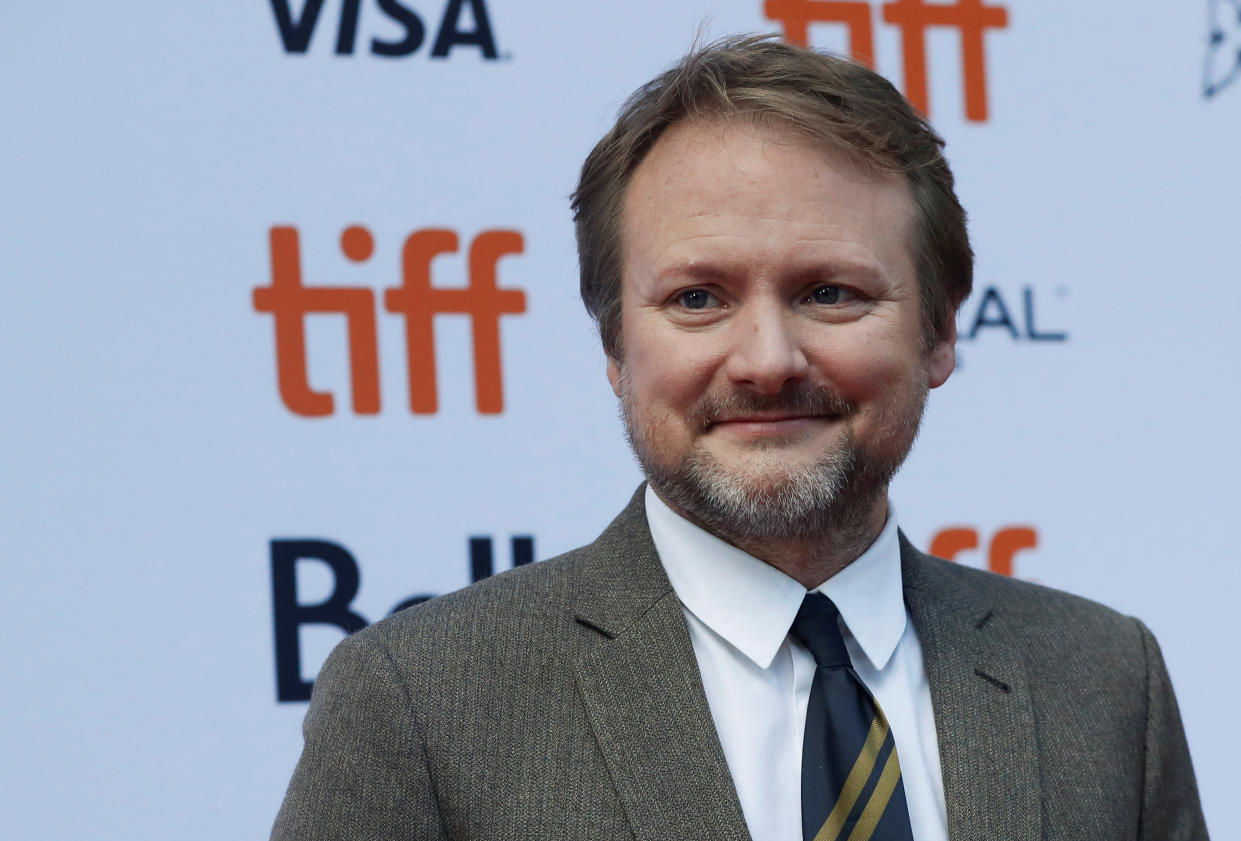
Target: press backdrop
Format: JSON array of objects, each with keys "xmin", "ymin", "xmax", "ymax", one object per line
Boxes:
[{"xmin": 3, "ymin": 1, "xmax": 1238, "ymax": 838}]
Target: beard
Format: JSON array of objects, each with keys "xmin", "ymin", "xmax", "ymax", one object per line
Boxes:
[{"xmin": 619, "ymin": 376, "xmax": 928, "ymax": 545}]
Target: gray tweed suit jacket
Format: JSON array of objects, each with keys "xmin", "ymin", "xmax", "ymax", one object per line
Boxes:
[{"xmin": 272, "ymin": 488, "xmax": 1208, "ymax": 840}]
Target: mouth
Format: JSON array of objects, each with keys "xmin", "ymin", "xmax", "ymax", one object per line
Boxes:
[
  {"xmin": 709, "ymin": 413, "xmax": 839, "ymax": 437},
  {"xmin": 692, "ymin": 387, "xmax": 857, "ymax": 436}
]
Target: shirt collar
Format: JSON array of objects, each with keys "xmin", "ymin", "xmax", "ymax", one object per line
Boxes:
[{"xmin": 645, "ymin": 485, "xmax": 907, "ymax": 672}]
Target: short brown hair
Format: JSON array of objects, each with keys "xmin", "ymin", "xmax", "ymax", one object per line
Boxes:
[{"xmin": 571, "ymin": 34, "xmax": 973, "ymax": 357}]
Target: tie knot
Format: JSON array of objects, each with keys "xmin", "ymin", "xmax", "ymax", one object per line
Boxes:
[{"xmin": 790, "ymin": 593, "xmax": 852, "ymax": 669}]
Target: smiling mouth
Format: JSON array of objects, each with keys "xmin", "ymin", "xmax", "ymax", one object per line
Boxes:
[
  {"xmin": 709, "ymin": 414, "xmax": 838, "ymax": 436},
  {"xmin": 694, "ymin": 387, "xmax": 857, "ymax": 434},
  {"xmin": 714, "ymin": 412, "xmax": 828, "ymax": 424}
]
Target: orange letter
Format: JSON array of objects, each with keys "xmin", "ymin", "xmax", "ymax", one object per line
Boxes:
[
  {"xmin": 385, "ymin": 229, "xmax": 526, "ymax": 414},
  {"xmin": 988, "ymin": 527, "xmax": 1035, "ymax": 577},
  {"xmin": 929, "ymin": 527, "xmax": 978, "ymax": 561},
  {"xmin": 765, "ymin": 0, "xmax": 876, "ymax": 65},
  {"xmin": 253, "ymin": 226, "xmax": 380, "ymax": 416},
  {"xmin": 467, "ymin": 231, "xmax": 526, "ymax": 414},
  {"xmin": 386, "ymin": 229, "xmax": 459, "ymax": 415},
  {"xmin": 881, "ymin": 0, "xmax": 1008, "ymax": 120}
]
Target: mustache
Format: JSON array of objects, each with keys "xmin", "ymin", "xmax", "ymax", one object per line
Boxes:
[{"xmin": 689, "ymin": 385, "xmax": 857, "ymax": 430}]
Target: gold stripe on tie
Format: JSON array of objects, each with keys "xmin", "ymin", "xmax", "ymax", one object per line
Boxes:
[
  {"xmin": 811, "ymin": 713, "xmax": 889, "ymax": 841},
  {"xmin": 844, "ymin": 746, "xmax": 903, "ymax": 841}
]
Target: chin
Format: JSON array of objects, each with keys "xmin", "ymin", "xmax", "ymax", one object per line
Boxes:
[{"xmin": 647, "ymin": 442, "xmax": 860, "ymax": 539}]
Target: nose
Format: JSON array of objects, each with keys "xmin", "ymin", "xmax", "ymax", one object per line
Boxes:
[{"xmin": 723, "ymin": 302, "xmax": 810, "ymax": 394}]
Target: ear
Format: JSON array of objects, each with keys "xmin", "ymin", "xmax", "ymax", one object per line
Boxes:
[
  {"xmin": 606, "ymin": 355, "xmax": 622, "ymax": 397},
  {"xmin": 927, "ymin": 320, "xmax": 956, "ymax": 389}
]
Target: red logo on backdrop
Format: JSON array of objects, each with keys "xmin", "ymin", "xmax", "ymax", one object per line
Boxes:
[
  {"xmin": 764, "ymin": 0, "xmax": 1010, "ymax": 121},
  {"xmin": 253, "ymin": 225, "xmax": 526, "ymax": 417},
  {"xmin": 929, "ymin": 525, "xmax": 1036, "ymax": 576}
]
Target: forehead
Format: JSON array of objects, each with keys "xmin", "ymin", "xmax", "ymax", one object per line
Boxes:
[{"xmin": 620, "ymin": 118, "xmax": 915, "ymax": 286}]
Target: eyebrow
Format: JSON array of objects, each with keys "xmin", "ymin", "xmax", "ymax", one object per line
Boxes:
[
  {"xmin": 654, "ymin": 260, "xmax": 883, "ymax": 287},
  {"xmin": 653, "ymin": 263, "xmax": 731, "ymax": 286}
]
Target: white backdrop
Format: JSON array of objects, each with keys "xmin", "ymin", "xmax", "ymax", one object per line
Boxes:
[{"xmin": 2, "ymin": 1, "xmax": 1237, "ymax": 838}]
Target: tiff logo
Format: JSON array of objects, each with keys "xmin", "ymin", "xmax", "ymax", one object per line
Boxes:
[
  {"xmin": 765, "ymin": 0, "xmax": 1010, "ymax": 121},
  {"xmin": 930, "ymin": 525, "xmax": 1036, "ymax": 577},
  {"xmin": 253, "ymin": 225, "xmax": 526, "ymax": 417}
]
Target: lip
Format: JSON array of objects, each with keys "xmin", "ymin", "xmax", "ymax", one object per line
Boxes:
[{"xmin": 710, "ymin": 414, "xmax": 834, "ymax": 436}]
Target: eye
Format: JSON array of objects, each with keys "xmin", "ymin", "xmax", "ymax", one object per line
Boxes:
[
  {"xmin": 807, "ymin": 285, "xmax": 853, "ymax": 305},
  {"xmin": 678, "ymin": 288, "xmax": 720, "ymax": 310}
]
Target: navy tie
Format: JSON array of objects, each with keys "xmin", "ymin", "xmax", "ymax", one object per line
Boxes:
[{"xmin": 790, "ymin": 593, "xmax": 916, "ymax": 841}]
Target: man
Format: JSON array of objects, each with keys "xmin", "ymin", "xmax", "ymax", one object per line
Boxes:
[{"xmin": 273, "ymin": 36, "xmax": 1207, "ymax": 841}]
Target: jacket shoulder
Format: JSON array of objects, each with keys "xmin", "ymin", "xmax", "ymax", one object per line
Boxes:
[
  {"xmin": 909, "ymin": 548, "xmax": 1150, "ymax": 671},
  {"xmin": 922, "ymin": 551, "xmax": 1129, "ymax": 616}
]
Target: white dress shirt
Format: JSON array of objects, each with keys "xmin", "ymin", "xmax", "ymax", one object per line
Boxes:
[{"xmin": 645, "ymin": 486, "xmax": 948, "ymax": 841}]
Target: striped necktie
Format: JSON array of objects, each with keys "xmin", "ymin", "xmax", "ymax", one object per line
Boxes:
[{"xmin": 790, "ymin": 593, "xmax": 916, "ymax": 841}]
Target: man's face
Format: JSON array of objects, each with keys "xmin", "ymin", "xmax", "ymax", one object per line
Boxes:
[{"xmin": 607, "ymin": 118, "xmax": 955, "ymax": 541}]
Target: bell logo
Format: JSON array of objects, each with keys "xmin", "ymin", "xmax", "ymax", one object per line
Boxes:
[
  {"xmin": 929, "ymin": 526, "xmax": 1037, "ymax": 576},
  {"xmin": 253, "ymin": 225, "xmax": 526, "ymax": 417},
  {"xmin": 269, "ymin": 533, "xmax": 535, "ymax": 701},
  {"xmin": 764, "ymin": 0, "xmax": 1010, "ymax": 121}
]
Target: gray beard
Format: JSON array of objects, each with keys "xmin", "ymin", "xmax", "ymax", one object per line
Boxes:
[{"xmin": 620, "ymin": 380, "xmax": 924, "ymax": 546}]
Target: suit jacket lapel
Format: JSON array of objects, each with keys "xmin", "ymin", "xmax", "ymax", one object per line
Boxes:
[
  {"xmin": 571, "ymin": 489, "xmax": 752, "ymax": 841},
  {"xmin": 900, "ymin": 534, "xmax": 1042, "ymax": 841}
]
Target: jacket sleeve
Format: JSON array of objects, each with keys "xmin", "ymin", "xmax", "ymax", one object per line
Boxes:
[
  {"xmin": 271, "ymin": 630, "xmax": 449, "ymax": 841},
  {"xmin": 1135, "ymin": 619, "xmax": 1209, "ymax": 841}
]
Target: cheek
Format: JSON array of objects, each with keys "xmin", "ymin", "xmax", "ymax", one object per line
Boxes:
[
  {"xmin": 623, "ymin": 324, "xmax": 723, "ymax": 411},
  {"xmin": 812, "ymin": 334, "xmax": 913, "ymax": 402}
]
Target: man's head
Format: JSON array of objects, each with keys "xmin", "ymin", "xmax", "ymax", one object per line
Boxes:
[
  {"xmin": 572, "ymin": 36, "xmax": 973, "ymax": 551},
  {"xmin": 573, "ymin": 34, "xmax": 973, "ymax": 360}
]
